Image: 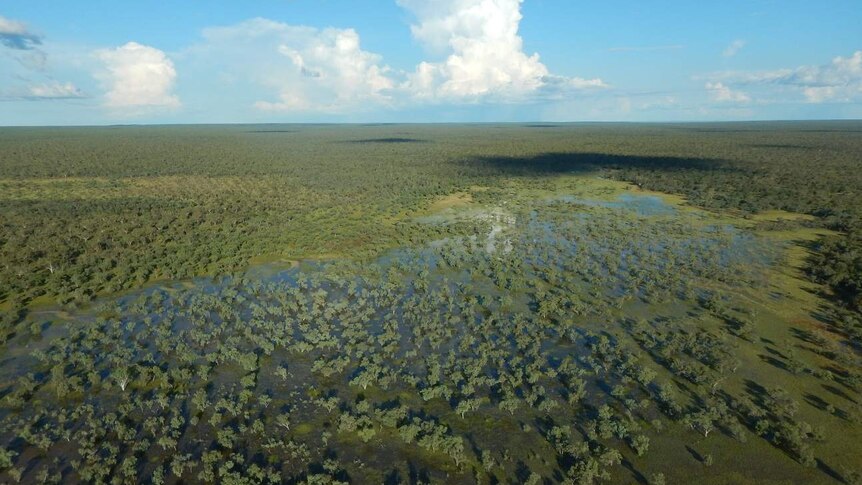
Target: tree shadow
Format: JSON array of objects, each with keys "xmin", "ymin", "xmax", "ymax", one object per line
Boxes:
[
  {"xmin": 763, "ymin": 346, "xmax": 788, "ymax": 359},
  {"xmin": 810, "ymin": 303, "xmax": 858, "ymax": 346},
  {"xmin": 407, "ymin": 461, "xmax": 430, "ymax": 485},
  {"xmin": 815, "ymin": 458, "xmax": 847, "ymax": 483},
  {"xmin": 384, "ymin": 468, "xmax": 402, "ymax": 485},
  {"xmin": 685, "ymin": 445, "xmax": 704, "ymax": 463},
  {"xmin": 743, "ymin": 379, "xmax": 768, "ymax": 402},
  {"xmin": 514, "ymin": 460, "xmax": 532, "ymax": 483},
  {"xmin": 822, "ymin": 384, "xmax": 858, "ymax": 404},
  {"xmin": 790, "ymin": 328, "xmax": 827, "ymax": 347},
  {"xmin": 755, "ymin": 355, "xmax": 794, "ymax": 374},
  {"xmin": 803, "ymin": 392, "xmax": 831, "ymax": 411},
  {"xmin": 621, "ymin": 458, "xmax": 649, "ymax": 484}
]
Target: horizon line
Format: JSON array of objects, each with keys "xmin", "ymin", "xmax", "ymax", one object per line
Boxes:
[{"xmin": 1, "ymin": 119, "xmax": 862, "ymax": 129}]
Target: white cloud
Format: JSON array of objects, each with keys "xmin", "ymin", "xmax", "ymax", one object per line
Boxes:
[
  {"xmin": 0, "ymin": 15, "xmax": 41, "ymax": 50},
  {"xmin": 178, "ymin": 7, "xmax": 602, "ymax": 115},
  {"xmin": 706, "ymin": 69, "xmax": 794, "ymax": 84},
  {"xmin": 793, "ymin": 51, "xmax": 862, "ymax": 102},
  {"xmin": 28, "ymin": 81, "xmax": 84, "ymax": 99},
  {"xmin": 722, "ymin": 40, "xmax": 746, "ymax": 58},
  {"xmin": 638, "ymin": 95, "xmax": 678, "ymax": 111},
  {"xmin": 802, "ymin": 86, "xmax": 838, "ymax": 104},
  {"xmin": 607, "ymin": 45, "xmax": 684, "ymax": 53},
  {"xmin": 0, "ymin": 16, "xmax": 84, "ymax": 103},
  {"xmin": 198, "ymin": 18, "xmax": 394, "ymax": 113},
  {"xmin": 398, "ymin": 0, "xmax": 605, "ymax": 101},
  {"xmin": 0, "ymin": 81, "xmax": 85, "ymax": 102},
  {"xmin": 568, "ymin": 78, "xmax": 608, "ymax": 89},
  {"xmin": 95, "ymin": 42, "xmax": 180, "ymax": 110},
  {"xmin": 707, "ymin": 51, "xmax": 862, "ymax": 104},
  {"xmin": 705, "ymin": 82, "xmax": 750, "ymax": 103},
  {"xmin": 0, "ymin": 15, "xmax": 46, "ymax": 69}
]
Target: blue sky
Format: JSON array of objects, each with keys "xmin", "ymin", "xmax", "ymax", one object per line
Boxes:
[{"xmin": 1, "ymin": 0, "xmax": 860, "ymax": 125}]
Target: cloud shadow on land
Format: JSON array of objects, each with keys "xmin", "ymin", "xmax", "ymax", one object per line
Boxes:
[
  {"xmin": 463, "ymin": 152, "xmax": 732, "ymax": 177},
  {"xmin": 746, "ymin": 143, "xmax": 820, "ymax": 150},
  {"xmin": 345, "ymin": 137, "xmax": 428, "ymax": 144}
]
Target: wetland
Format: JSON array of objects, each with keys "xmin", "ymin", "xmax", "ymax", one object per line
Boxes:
[{"xmin": 0, "ymin": 123, "xmax": 861, "ymax": 484}]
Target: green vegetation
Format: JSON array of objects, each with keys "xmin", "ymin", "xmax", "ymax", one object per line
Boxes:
[{"xmin": 0, "ymin": 122, "xmax": 860, "ymax": 483}]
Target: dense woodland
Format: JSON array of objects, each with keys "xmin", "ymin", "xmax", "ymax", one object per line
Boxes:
[
  {"xmin": 1, "ymin": 123, "xmax": 861, "ymax": 312},
  {"xmin": 0, "ymin": 122, "xmax": 861, "ymax": 484},
  {"xmin": 1, "ymin": 123, "xmax": 860, "ymax": 316}
]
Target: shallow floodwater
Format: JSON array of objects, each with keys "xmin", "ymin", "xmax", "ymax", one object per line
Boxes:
[
  {"xmin": 0, "ymin": 188, "xmax": 783, "ymax": 483},
  {"xmin": 551, "ymin": 193, "xmax": 677, "ymax": 216},
  {"xmin": 4, "ymin": 191, "xmax": 772, "ymax": 363}
]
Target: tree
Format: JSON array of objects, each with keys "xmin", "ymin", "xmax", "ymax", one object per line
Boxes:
[
  {"xmin": 350, "ymin": 370, "xmax": 375, "ymax": 391},
  {"xmin": 276, "ymin": 413, "xmax": 291, "ymax": 431},
  {"xmin": 684, "ymin": 409, "xmax": 718, "ymax": 438},
  {"xmin": 499, "ymin": 396, "xmax": 520, "ymax": 415},
  {"xmin": 114, "ymin": 366, "xmax": 130, "ymax": 392},
  {"xmin": 455, "ymin": 398, "xmax": 483, "ymax": 419},
  {"xmin": 630, "ymin": 435, "xmax": 650, "ymax": 457},
  {"xmin": 650, "ymin": 472, "xmax": 666, "ymax": 485},
  {"xmin": 481, "ymin": 450, "xmax": 496, "ymax": 472},
  {"xmin": 0, "ymin": 447, "xmax": 16, "ymax": 469}
]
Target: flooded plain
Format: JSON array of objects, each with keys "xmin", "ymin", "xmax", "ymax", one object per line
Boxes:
[{"xmin": 1, "ymin": 177, "xmax": 852, "ymax": 484}]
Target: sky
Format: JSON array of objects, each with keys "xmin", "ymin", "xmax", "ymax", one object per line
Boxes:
[{"xmin": 1, "ymin": 0, "xmax": 861, "ymax": 125}]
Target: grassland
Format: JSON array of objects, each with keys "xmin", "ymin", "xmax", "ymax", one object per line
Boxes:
[{"xmin": 0, "ymin": 122, "xmax": 861, "ymax": 484}]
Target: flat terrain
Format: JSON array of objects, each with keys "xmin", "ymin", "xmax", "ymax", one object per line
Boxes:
[{"xmin": 0, "ymin": 123, "xmax": 861, "ymax": 484}]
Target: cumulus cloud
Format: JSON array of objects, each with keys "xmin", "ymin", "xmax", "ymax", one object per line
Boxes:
[
  {"xmin": 398, "ymin": 0, "xmax": 605, "ymax": 101},
  {"xmin": 722, "ymin": 40, "xmax": 746, "ymax": 58},
  {"xmin": 180, "ymin": 6, "xmax": 602, "ymax": 114},
  {"xmin": 708, "ymin": 51, "xmax": 862, "ymax": 103},
  {"xmin": 705, "ymin": 82, "xmax": 750, "ymax": 103},
  {"xmin": 95, "ymin": 42, "xmax": 180, "ymax": 109},
  {"xmin": 197, "ymin": 18, "xmax": 393, "ymax": 113}
]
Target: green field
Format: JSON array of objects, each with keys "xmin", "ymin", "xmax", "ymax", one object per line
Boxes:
[{"xmin": 1, "ymin": 123, "xmax": 861, "ymax": 484}]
